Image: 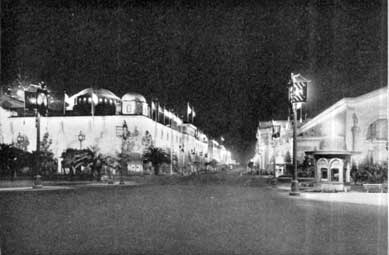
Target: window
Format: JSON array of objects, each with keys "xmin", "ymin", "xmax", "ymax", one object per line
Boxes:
[
  {"xmin": 367, "ymin": 119, "xmax": 388, "ymax": 140},
  {"xmin": 331, "ymin": 168, "xmax": 339, "ymax": 182},
  {"xmin": 321, "ymin": 168, "xmax": 328, "ymax": 180}
]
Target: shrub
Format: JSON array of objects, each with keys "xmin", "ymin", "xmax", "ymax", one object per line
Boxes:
[{"xmin": 0, "ymin": 144, "xmax": 33, "ymax": 178}]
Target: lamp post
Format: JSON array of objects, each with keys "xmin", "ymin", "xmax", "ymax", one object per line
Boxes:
[
  {"xmin": 78, "ymin": 131, "xmax": 85, "ymax": 150},
  {"xmin": 120, "ymin": 120, "xmax": 129, "ymax": 185},
  {"xmin": 289, "ymin": 73, "xmax": 309, "ymax": 196},
  {"xmin": 290, "ymin": 102, "xmax": 299, "ymax": 195},
  {"xmin": 33, "ymin": 82, "xmax": 48, "ymax": 189}
]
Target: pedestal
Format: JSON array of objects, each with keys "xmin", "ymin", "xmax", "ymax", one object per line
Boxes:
[
  {"xmin": 289, "ymin": 180, "xmax": 300, "ymax": 196},
  {"xmin": 33, "ymin": 175, "xmax": 43, "ymax": 189}
]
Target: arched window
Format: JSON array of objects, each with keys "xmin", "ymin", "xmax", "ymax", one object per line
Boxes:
[{"xmin": 367, "ymin": 119, "xmax": 388, "ymax": 140}]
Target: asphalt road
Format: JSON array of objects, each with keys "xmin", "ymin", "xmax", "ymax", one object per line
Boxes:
[{"xmin": 0, "ymin": 175, "xmax": 387, "ymax": 255}]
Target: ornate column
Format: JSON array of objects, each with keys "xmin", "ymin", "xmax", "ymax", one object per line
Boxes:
[{"xmin": 351, "ymin": 113, "xmax": 360, "ymax": 151}]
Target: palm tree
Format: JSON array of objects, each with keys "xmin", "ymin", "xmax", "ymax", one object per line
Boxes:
[{"xmin": 142, "ymin": 147, "xmax": 170, "ymax": 175}]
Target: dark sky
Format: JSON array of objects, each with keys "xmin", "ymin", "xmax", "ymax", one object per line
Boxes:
[{"xmin": 1, "ymin": 0, "xmax": 387, "ymax": 162}]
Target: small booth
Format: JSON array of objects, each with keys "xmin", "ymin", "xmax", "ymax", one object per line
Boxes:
[
  {"xmin": 305, "ymin": 137, "xmax": 358, "ymax": 192},
  {"xmin": 306, "ymin": 151, "xmax": 353, "ymax": 191}
]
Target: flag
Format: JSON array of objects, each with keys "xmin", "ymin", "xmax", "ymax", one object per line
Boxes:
[
  {"xmin": 63, "ymin": 91, "xmax": 74, "ymax": 113},
  {"xmin": 151, "ymin": 101, "xmax": 155, "ymax": 111},
  {"xmin": 151, "ymin": 101, "xmax": 156, "ymax": 120},
  {"xmin": 187, "ymin": 102, "xmax": 192, "ymax": 122},
  {"xmin": 164, "ymin": 107, "xmax": 168, "ymax": 125},
  {"xmin": 289, "ymin": 73, "xmax": 308, "ymax": 103}
]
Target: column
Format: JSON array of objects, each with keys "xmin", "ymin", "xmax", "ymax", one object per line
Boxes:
[{"xmin": 345, "ymin": 161, "xmax": 351, "ymax": 183}]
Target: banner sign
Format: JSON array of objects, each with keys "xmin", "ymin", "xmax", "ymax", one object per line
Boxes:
[{"xmin": 289, "ymin": 73, "xmax": 309, "ymax": 103}]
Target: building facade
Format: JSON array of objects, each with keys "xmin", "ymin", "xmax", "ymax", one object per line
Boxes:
[
  {"xmin": 254, "ymin": 87, "xmax": 388, "ymax": 180},
  {"xmin": 0, "ymin": 88, "xmax": 233, "ymax": 173},
  {"xmin": 253, "ymin": 120, "xmax": 292, "ymax": 176}
]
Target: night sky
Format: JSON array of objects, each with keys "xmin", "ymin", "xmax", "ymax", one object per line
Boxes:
[{"xmin": 1, "ymin": 0, "xmax": 387, "ymax": 162}]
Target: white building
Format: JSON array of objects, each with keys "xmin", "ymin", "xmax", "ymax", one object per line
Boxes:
[
  {"xmin": 0, "ymin": 88, "xmax": 233, "ymax": 173},
  {"xmin": 254, "ymin": 87, "xmax": 388, "ymax": 182}
]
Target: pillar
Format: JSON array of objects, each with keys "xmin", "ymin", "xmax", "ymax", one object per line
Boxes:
[
  {"xmin": 345, "ymin": 161, "xmax": 351, "ymax": 183},
  {"xmin": 339, "ymin": 162, "xmax": 344, "ymax": 183}
]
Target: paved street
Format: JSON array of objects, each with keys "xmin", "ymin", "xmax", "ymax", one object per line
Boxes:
[{"xmin": 0, "ymin": 174, "xmax": 387, "ymax": 255}]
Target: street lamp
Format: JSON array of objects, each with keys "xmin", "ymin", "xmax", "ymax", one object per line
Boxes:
[
  {"xmin": 288, "ymin": 73, "xmax": 309, "ymax": 196},
  {"xmin": 33, "ymin": 82, "xmax": 48, "ymax": 189},
  {"xmin": 78, "ymin": 131, "xmax": 85, "ymax": 150}
]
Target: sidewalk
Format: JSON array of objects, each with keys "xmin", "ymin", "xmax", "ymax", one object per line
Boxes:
[
  {"xmin": 299, "ymin": 192, "xmax": 388, "ymax": 206},
  {"xmin": 276, "ymin": 183, "xmax": 388, "ymax": 206},
  {"xmin": 0, "ymin": 185, "xmax": 73, "ymax": 192},
  {"xmin": 0, "ymin": 179, "xmax": 139, "ymax": 192}
]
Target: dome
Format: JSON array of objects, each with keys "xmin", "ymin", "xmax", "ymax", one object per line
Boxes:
[
  {"xmin": 122, "ymin": 93, "xmax": 147, "ymax": 103},
  {"xmin": 74, "ymin": 88, "xmax": 120, "ymax": 100}
]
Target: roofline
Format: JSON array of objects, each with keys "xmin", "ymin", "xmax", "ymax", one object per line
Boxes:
[
  {"xmin": 298, "ymin": 87, "xmax": 387, "ymax": 134},
  {"xmin": 298, "ymin": 98, "xmax": 348, "ymax": 134}
]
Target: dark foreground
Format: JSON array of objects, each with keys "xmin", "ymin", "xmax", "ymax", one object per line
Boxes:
[{"xmin": 0, "ymin": 174, "xmax": 387, "ymax": 255}]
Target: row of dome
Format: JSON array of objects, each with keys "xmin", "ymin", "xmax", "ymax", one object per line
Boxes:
[{"xmin": 68, "ymin": 88, "xmax": 183, "ymax": 122}]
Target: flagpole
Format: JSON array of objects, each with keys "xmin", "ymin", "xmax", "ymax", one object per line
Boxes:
[
  {"xmin": 187, "ymin": 102, "xmax": 190, "ymax": 123},
  {"xmin": 90, "ymin": 88, "xmax": 94, "ymax": 117},
  {"xmin": 63, "ymin": 89, "xmax": 66, "ymax": 116},
  {"xmin": 191, "ymin": 107, "xmax": 194, "ymax": 123},
  {"xmin": 170, "ymin": 111, "xmax": 173, "ymax": 175}
]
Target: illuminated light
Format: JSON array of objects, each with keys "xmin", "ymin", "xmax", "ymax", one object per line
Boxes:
[
  {"xmin": 16, "ymin": 89, "xmax": 24, "ymax": 98},
  {"xmin": 92, "ymin": 93, "xmax": 98, "ymax": 105}
]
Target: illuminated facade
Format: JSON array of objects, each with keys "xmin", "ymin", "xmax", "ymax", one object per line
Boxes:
[
  {"xmin": 0, "ymin": 88, "xmax": 233, "ymax": 173},
  {"xmin": 253, "ymin": 120, "xmax": 292, "ymax": 176},
  {"xmin": 254, "ymin": 87, "xmax": 388, "ymax": 181}
]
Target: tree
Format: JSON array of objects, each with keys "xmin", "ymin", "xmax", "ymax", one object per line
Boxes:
[{"xmin": 142, "ymin": 147, "xmax": 170, "ymax": 175}]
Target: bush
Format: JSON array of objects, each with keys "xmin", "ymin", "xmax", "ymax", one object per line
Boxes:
[
  {"xmin": 0, "ymin": 144, "xmax": 34, "ymax": 178},
  {"xmin": 351, "ymin": 163, "xmax": 387, "ymax": 184}
]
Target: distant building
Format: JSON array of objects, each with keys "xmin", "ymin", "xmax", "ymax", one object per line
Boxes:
[{"xmin": 253, "ymin": 120, "xmax": 292, "ymax": 177}]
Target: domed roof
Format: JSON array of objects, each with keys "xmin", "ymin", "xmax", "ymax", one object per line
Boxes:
[
  {"xmin": 74, "ymin": 88, "xmax": 120, "ymax": 100},
  {"xmin": 122, "ymin": 93, "xmax": 147, "ymax": 103}
]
